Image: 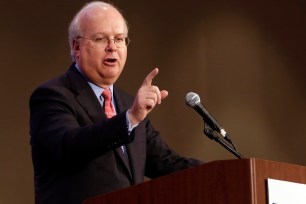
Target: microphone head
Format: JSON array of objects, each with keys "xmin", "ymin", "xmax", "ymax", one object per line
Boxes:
[{"xmin": 185, "ymin": 92, "xmax": 201, "ymax": 107}]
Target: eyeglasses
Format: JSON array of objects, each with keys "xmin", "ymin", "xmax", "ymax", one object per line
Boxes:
[{"xmin": 77, "ymin": 36, "xmax": 130, "ymax": 48}]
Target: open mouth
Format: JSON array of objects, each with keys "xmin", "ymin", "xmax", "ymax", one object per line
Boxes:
[
  {"xmin": 106, "ymin": 58, "xmax": 117, "ymax": 63},
  {"xmin": 104, "ymin": 58, "xmax": 118, "ymax": 66}
]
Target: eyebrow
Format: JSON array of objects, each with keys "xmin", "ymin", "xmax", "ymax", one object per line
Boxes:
[{"xmin": 92, "ymin": 32, "xmax": 127, "ymax": 37}]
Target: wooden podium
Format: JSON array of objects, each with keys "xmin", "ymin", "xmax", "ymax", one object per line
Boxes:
[{"xmin": 83, "ymin": 158, "xmax": 306, "ymax": 204}]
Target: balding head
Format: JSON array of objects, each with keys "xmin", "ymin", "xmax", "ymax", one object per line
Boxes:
[{"xmin": 68, "ymin": 1, "xmax": 128, "ymax": 61}]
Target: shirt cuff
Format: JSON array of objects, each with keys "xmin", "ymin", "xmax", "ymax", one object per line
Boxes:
[{"xmin": 126, "ymin": 110, "xmax": 138, "ymax": 133}]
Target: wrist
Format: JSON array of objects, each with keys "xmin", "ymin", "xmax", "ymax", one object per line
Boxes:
[{"xmin": 128, "ymin": 109, "xmax": 140, "ymax": 126}]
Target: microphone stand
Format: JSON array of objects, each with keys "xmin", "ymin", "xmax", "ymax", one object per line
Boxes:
[{"xmin": 203, "ymin": 122, "xmax": 245, "ymax": 159}]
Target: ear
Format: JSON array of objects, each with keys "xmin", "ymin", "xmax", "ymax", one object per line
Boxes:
[{"xmin": 72, "ymin": 39, "xmax": 80, "ymax": 57}]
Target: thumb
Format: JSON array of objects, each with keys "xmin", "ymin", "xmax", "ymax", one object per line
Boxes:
[
  {"xmin": 157, "ymin": 90, "xmax": 168, "ymax": 104},
  {"xmin": 161, "ymin": 90, "xmax": 168, "ymax": 100}
]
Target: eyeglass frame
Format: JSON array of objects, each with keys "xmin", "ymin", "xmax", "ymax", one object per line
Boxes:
[{"xmin": 76, "ymin": 35, "xmax": 131, "ymax": 48}]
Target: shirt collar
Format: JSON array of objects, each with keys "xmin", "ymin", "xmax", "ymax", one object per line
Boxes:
[{"xmin": 74, "ymin": 63, "xmax": 114, "ymax": 101}]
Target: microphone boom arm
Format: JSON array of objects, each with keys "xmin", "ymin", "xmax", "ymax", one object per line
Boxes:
[{"xmin": 204, "ymin": 122, "xmax": 245, "ymax": 159}]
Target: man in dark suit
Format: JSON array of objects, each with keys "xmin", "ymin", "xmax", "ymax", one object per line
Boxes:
[{"xmin": 30, "ymin": 1, "xmax": 202, "ymax": 204}]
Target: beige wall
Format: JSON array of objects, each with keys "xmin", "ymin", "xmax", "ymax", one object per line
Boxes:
[{"xmin": 0, "ymin": 0, "xmax": 305, "ymax": 203}]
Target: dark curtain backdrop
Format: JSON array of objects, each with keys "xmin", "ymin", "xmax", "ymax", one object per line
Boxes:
[{"xmin": 0, "ymin": 0, "xmax": 305, "ymax": 203}]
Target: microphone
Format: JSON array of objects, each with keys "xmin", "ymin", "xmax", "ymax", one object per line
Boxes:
[{"xmin": 185, "ymin": 92, "xmax": 231, "ymax": 142}]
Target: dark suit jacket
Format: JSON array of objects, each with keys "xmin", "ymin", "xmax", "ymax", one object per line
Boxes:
[{"xmin": 30, "ymin": 64, "xmax": 201, "ymax": 204}]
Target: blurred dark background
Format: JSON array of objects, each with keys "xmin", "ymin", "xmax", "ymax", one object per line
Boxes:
[{"xmin": 0, "ymin": 0, "xmax": 305, "ymax": 203}]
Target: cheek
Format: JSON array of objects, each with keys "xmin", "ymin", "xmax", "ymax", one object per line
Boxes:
[
  {"xmin": 119, "ymin": 50, "xmax": 128, "ymax": 64},
  {"xmin": 82, "ymin": 48, "xmax": 104, "ymax": 62}
]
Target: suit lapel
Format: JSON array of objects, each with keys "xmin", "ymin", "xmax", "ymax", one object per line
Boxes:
[{"xmin": 67, "ymin": 65, "xmax": 104, "ymax": 123}]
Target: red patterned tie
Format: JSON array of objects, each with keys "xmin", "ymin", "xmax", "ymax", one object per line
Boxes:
[
  {"xmin": 102, "ymin": 88, "xmax": 116, "ymax": 118},
  {"xmin": 102, "ymin": 88, "xmax": 128, "ymax": 156}
]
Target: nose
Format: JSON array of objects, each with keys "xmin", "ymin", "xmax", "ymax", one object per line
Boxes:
[{"xmin": 105, "ymin": 39, "xmax": 117, "ymax": 52}]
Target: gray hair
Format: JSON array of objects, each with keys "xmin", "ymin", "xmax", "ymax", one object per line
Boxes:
[{"xmin": 68, "ymin": 1, "xmax": 129, "ymax": 62}]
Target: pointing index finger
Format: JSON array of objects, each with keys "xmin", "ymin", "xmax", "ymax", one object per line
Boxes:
[{"xmin": 142, "ymin": 68, "xmax": 159, "ymax": 86}]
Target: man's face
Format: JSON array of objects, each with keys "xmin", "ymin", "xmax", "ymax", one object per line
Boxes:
[{"xmin": 73, "ymin": 6, "xmax": 128, "ymax": 88}]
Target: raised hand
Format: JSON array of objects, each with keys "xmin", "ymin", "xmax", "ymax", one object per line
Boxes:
[{"xmin": 128, "ymin": 68, "xmax": 168, "ymax": 125}]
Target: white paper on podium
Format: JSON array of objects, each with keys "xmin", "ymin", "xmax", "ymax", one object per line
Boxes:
[{"xmin": 267, "ymin": 178, "xmax": 306, "ymax": 204}]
